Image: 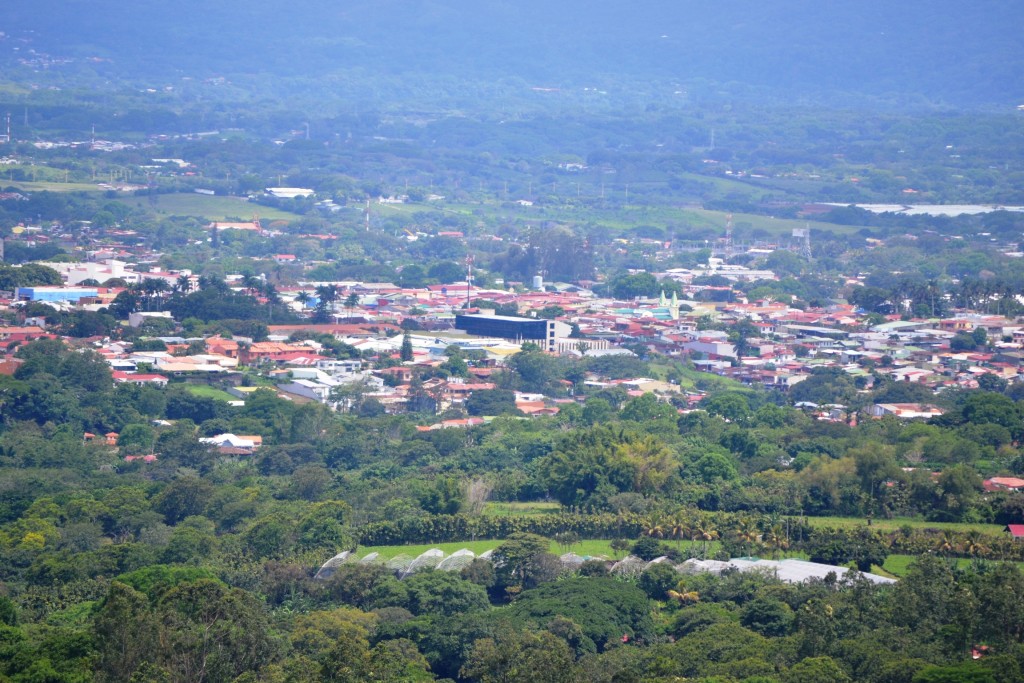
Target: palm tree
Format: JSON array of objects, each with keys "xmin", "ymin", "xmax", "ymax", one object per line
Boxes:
[
  {"xmin": 668, "ymin": 510, "xmax": 692, "ymax": 551},
  {"xmin": 314, "ymin": 284, "xmax": 339, "ymax": 322},
  {"xmin": 643, "ymin": 513, "xmax": 666, "ymax": 540},
  {"xmin": 764, "ymin": 524, "xmax": 790, "ymax": 559},
  {"xmin": 263, "ymin": 283, "xmax": 281, "ymax": 321},
  {"xmin": 935, "ymin": 530, "xmax": 957, "ymax": 557},
  {"xmin": 315, "ymin": 284, "xmax": 338, "ymax": 304},
  {"xmin": 345, "ymin": 292, "xmax": 360, "ymax": 317},
  {"xmin": 242, "ymin": 274, "xmax": 262, "ymax": 296},
  {"xmin": 139, "ymin": 278, "xmax": 169, "ymax": 311},
  {"xmin": 733, "ymin": 516, "xmax": 761, "ymax": 557},
  {"xmin": 175, "ymin": 274, "xmax": 192, "ymax": 294},
  {"xmin": 963, "ymin": 530, "xmax": 989, "ymax": 558},
  {"xmin": 296, "ymin": 291, "xmax": 312, "ymax": 309},
  {"xmin": 198, "ymin": 275, "xmax": 228, "ymax": 293},
  {"xmin": 667, "ymin": 589, "xmax": 700, "ymax": 605},
  {"xmin": 691, "ymin": 517, "xmax": 719, "ymax": 560}
]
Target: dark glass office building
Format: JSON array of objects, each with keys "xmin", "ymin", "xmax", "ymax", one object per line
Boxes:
[{"xmin": 454, "ymin": 314, "xmax": 558, "ymax": 349}]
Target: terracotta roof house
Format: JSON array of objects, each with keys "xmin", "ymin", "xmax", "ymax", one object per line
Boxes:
[{"xmin": 985, "ymin": 477, "xmax": 1024, "ymax": 492}]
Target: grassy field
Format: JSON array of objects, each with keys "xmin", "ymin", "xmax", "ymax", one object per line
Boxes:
[
  {"xmin": 880, "ymin": 554, "xmax": 1024, "ymax": 577},
  {"xmin": 375, "ymin": 197, "xmax": 858, "ymax": 239},
  {"xmin": 802, "ymin": 516, "xmax": 1005, "ymax": 535},
  {"xmin": 647, "ymin": 360, "xmax": 749, "ymax": 392},
  {"xmin": 7, "ymin": 180, "xmax": 104, "ymax": 193},
  {"xmin": 4, "ymin": 183, "xmax": 304, "ymax": 221},
  {"xmin": 481, "ymin": 501, "xmax": 561, "ymax": 517},
  {"xmin": 183, "ymin": 384, "xmax": 237, "ymax": 402},
  {"xmin": 143, "ymin": 194, "xmax": 303, "ymax": 221}
]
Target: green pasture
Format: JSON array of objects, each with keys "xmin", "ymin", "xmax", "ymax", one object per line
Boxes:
[
  {"xmin": 6, "ymin": 180, "xmax": 103, "ymax": 193},
  {"xmin": 374, "ymin": 196, "xmax": 857, "ymax": 239},
  {"xmin": 880, "ymin": 554, "xmax": 1024, "ymax": 578},
  {"xmin": 481, "ymin": 501, "xmax": 561, "ymax": 517},
  {"xmin": 647, "ymin": 360, "xmax": 749, "ymax": 391},
  {"xmin": 183, "ymin": 384, "xmax": 237, "ymax": 402},
  {"xmin": 801, "ymin": 516, "xmax": 1005, "ymax": 536},
  {"xmin": 144, "ymin": 193, "xmax": 303, "ymax": 221}
]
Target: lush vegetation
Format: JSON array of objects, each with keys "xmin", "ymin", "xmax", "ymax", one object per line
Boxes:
[
  {"xmin": 0, "ymin": 336, "xmax": 1023, "ymax": 680},
  {"xmin": 0, "ymin": 3, "xmax": 1022, "ymax": 680}
]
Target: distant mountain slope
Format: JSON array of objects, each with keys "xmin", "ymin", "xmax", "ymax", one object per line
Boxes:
[{"xmin": 3, "ymin": 0, "xmax": 1022, "ymax": 107}]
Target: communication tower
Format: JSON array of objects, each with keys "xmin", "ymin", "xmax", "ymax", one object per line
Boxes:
[
  {"xmin": 724, "ymin": 213, "xmax": 733, "ymax": 259},
  {"xmin": 792, "ymin": 225, "xmax": 812, "ymax": 261}
]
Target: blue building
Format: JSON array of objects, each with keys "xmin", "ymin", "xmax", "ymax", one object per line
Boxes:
[{"xmin": 16, "ymin": 286, "xmax": 99, "ymax": 303}]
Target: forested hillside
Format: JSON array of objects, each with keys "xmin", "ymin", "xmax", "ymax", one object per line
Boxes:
[{"xmin": 3, "ymin": 1, "xmax": 1022, "ymax": 107}]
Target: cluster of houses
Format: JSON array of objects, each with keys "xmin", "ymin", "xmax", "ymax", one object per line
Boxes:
[{"xmin": 3, "ymin": 222, "xmax": 1024, "ymax": 453}]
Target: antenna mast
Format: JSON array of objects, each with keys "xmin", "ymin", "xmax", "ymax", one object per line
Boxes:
[
  {"xmin": 792, "ymin": 225, "xmax": 812, "ymax": 262},
  {"xmin": 465, "ymin": 254, "xmax": 474, "ymax": 309},
  {"xmin": 724, "ymin": 213, "xmax": 733, "ymax": 259}
]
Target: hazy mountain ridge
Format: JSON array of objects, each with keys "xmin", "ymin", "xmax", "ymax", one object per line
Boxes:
[{"xmin": 2, "ymin": 1, "xmax": 1022, "ymax": 108}]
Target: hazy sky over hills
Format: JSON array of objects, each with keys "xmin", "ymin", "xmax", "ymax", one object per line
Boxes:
[{"xmin": 4, "ymin": 1, "xmax": 1023, "ymax": 107}]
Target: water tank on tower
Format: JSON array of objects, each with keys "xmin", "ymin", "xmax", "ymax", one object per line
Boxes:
[{"xmin": 532, "ymin": 274, "xmax": 543, "ymax": 290}]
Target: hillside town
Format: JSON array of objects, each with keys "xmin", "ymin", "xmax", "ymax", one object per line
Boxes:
[{"xmin": 3, "ymin": 211, "xmax": 1023, "ymax": 443}]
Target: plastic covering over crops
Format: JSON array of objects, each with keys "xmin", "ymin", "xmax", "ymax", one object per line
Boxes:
[{"xmin": 314, "ymin": 549, "xmax": 895, "ymax": 585}]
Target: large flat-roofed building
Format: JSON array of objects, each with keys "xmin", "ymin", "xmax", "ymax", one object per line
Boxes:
[
  {"xmin": 16, "ymin": 286, "xmax": 99, "ymax": 303},
  {"xmin": 455, "ymin": 313, "xmax": 571, "ymax": 352}
]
